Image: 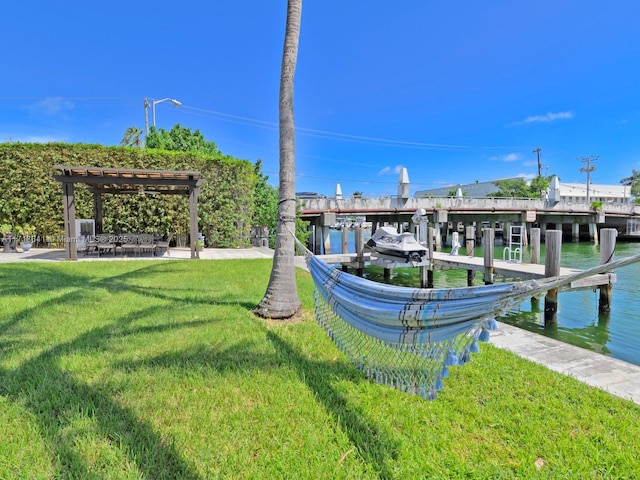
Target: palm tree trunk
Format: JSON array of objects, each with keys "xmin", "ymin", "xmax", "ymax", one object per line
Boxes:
[{"xmin": 255, "ymin": 0, "xmax": 302, "ymax": 319}]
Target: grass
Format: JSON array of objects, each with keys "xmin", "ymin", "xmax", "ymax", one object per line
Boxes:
[{"xmin": 0, "ymin": 258, "xmax": 639, "ymax": 479}]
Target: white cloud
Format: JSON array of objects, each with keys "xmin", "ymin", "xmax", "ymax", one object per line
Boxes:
[
  {"xmin": 30, "ymin": 97, "xmax": 75, "ymax": 115},
  {"xmin": 503, "ymin": 153, "xmax": 523, "ymax": 162},
  {"xmin": 519, "ymin": 111, "xmax": 574, "ymax": 124},
  {"xmin": 490, "ymin": 153, "xmax": 523, "ymax": 162},
  {"xmin": 377, "ymin": 164, "xmax": 404, "ymax": 175}
]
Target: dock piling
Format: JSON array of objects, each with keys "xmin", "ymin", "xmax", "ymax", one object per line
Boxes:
[
  {"xmin": 483, "ymin": 228, "xmax": 494, "ymax": 284},
  {"xmin": 599, "ymin": 228, "xmax": 617, "ymax": 313},
  {"xmin": 465, "ymin": 226, "xmax": 476, "ymax": 285},
  {"xmin": 530, "ymin": 228, "xmax": 541, "ymax": 264},
  {"xmin": 544, "ymin": 230, "xmax": 562, "ymax": 325},
  {"xmin": 355, "ymin": 225, "xmax": 364, "ymax": 277},
  {"xmin": 341, "ymin": 225, "xmax": 349, "ymax": 272}
]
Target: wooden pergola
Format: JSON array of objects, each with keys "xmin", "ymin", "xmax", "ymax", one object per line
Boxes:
[{"xmin": 52, "ymin": 166, "xmax": 204, "ymax": 260}]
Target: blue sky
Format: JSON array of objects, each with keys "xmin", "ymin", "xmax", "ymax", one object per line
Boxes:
[{"xmin": 2, "ymin": 1, "xmax": 639, "ymax": 197}]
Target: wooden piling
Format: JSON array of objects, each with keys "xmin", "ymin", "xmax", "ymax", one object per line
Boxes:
[
  {"xmin": 423, "ymin": 226, "xmax": 435, "ymax": 288},
  {"xmin": 465, "ymin": 226, "xmax": 475, "ymax": 257},
  {"xmin": 355, "ymin": 225, "xmax": 364, "ymax": 277},
  {"xmin": 465, "ymin": 226, "xmax": 476, "ymax": 286},
  {"xmin": 599, "ymin": 228, "xmax": 617, "ymax": 313},
  {"xmin": 434, "ymin": 223, "xmax": 442, "ymax": 251},
  {"xmin": 530, "ymin": 228, "xmax": 541, "ymax": 264},
  {"xmin": 544, "ymin": 230, "xmax": 562, "ymax": 325},
  {"xmin": 420, "ymin": 267, "xmax": 428, "ymax": 288},
  {"xmin": 483, "ymin": 228, "xmax": 494, "ymax": 284},
  {"xmin": 341, "ymin": 225, "xmax": 348, "ymax": 253},
  {"xmin": 522, "ymin": 222, "xmax": 529, "ymax": 247},
  {"xmin": 341, "ymin": 225, "xmax": 349, "ymax": 272}
]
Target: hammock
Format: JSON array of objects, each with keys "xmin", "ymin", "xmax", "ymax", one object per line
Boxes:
[{"xmin": 296, "ymin": 239, "xmax": 640, "ymax": 400}]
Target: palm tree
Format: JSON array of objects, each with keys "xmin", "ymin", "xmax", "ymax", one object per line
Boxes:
[
  {"xmin": 255, "ymin": 0, "xmax": 302, "ymax": 319},
  {"xmin": 120, "ymin": 126, "xmax": 143, "ymax": 147},
  {"xmin": 620, "ymin": 169, "xmax": 640, "ymax": 197}
]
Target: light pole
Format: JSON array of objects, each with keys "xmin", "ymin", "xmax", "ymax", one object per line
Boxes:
[{"xmin": 144, "ymin": 97, "xmax": 182, "ymax": 136}]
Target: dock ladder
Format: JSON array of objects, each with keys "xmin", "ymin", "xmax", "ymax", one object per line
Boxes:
[{"xmin": 503, "ymin": 225, "xmax": 523, "ymax": 263}]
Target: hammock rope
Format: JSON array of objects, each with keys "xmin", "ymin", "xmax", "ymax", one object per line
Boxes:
[{"xmin": 291, "ymin": 230, "xmax": 640, "ymax": 399}]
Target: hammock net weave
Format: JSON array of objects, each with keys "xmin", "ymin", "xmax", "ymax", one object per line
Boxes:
[{"xmin": 297, "ymin": 241, "xmax": 640, "ymax": 400}]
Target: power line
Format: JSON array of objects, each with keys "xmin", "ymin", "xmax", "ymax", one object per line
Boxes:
[
  {"xmin": 1, "ymin": 96, "xmax": 531, "ymax": 152},
  {"xmin": 179, "ymin": 104, "xmax": 528, "ymax": 152}
]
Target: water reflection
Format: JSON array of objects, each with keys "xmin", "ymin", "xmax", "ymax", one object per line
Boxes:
[{"xmin": 502, "ymin": 299, "xmax": 612, "ymax": 356}]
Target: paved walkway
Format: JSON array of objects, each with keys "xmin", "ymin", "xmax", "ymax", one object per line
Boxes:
[
  {"xmin": 0, "ymin": 247, "xmax": 275, "ymax": 262},
  {"xmin": 489, "ymin": 323, "xmax": 640, "ymax": 405},
  {"xmin": 2, "ymin": 247, "xmax": 639, "ymax": 405}
]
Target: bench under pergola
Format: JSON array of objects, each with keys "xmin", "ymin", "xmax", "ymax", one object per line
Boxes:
[{"xmin": 53, "ymin": 165, "xmax": 204, "ymax": 260}]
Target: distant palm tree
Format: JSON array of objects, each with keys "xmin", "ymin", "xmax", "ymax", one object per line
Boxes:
[
  {"xmin": 255, "ymin": 0, "xmax": 302, "ymax": 319},
  {"xmin": 620, "ymin": 169, "xmax": 640, "ymax": 197},
  {"xmin": 120, "ymin": 126, "xmax": 143, "ymax": 147}
]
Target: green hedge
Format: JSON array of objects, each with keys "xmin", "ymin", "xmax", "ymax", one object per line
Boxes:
[{"xmin": 0, "ymin": 143, "xmax": 256, "ymax": 247}]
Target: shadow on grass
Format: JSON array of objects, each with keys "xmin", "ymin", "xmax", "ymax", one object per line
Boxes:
[
  {"xmin": 0, "ymin": 260, "xmax": 268, "ymax": 477},
  {"xmin": 113, "ymin": 330, "xmax": 400, "ymax": 478},
  {"xmin": 0, "ymin": 263, "xmax": 93, "ymax": 301},
  {"xmin": 2, "ymin": 357, "xmax": 202, "ymax": 479},
  {"xmin": 0, "ymin": 293, "xmax": 212, "ymax": 478},
  {"xmin": 0, "ymin": 260, "xmax": 400, "ymax": 477},
  {"xmin": 114, "ymin": 339, "xmax": 282, "ymax": 374},
  {"xmin": 266, "ymin": 331, "xmax": 400, "ymax": 480}
]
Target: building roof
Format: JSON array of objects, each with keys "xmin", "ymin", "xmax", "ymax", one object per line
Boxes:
[{"xmin": 414, "ymin": 177, "xmax": 523, "ymax": 198}]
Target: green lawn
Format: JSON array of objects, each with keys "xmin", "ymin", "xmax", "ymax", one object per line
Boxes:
[{"xmin": 0, "ymin": 259, "xmax": 638, "ymax": 479}]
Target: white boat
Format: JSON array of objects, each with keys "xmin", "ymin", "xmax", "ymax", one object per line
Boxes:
[{"xmin": 366, "ymin": 226, "xmax": 428, "ymax": 264}]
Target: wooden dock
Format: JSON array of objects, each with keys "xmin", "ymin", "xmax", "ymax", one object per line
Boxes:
[
  {"xmin": 429, "ymin": 251, "xmax": 615, "ymax": 290},
  {"xmin": 313, "ymin": 251, "xmax": 616, "ymax": 290},
  {"xmin": 311, "ymin": 227, "xmax": 620, "ymax": 322}
]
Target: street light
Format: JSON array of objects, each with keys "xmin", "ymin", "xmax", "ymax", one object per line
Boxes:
[{"xmin": 144, "ymin": 97, "xmax": 182, "ymax": 135}]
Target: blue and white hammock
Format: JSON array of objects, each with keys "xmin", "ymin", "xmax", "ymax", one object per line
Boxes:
[{"xmin": 298, "ymin": 243, "xmax": 640, "ymax": 400}]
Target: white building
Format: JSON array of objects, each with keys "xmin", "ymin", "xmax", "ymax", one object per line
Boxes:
[
  {"xmin": 415, "ymin": 176, "xmax": 632, "ymax": 204},
  {"xmin": 548, "ymin": 179, "xmax": 630, "ymax": 204}
]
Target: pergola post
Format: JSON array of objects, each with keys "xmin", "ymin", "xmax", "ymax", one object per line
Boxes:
[
  {"xmin": 93, "ymin": 191, "xmax": 103, "ymax": 234},
  {"xmin": 189, "ymin": 185, "xmax": 199, "ymax": 259},
  {"xmin": 62, "ymin": 182, "xmax": 78, "ymax": 260}
]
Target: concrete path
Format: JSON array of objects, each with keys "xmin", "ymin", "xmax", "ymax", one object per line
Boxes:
[
  {"xmin": 490, "ymin": 322, "xmax": 640, "ymax": 405},
  {"xmin": 0, "ymin": 247, "xmax": 275, "ymax": 262},
  {"xmin": 2, "ymin": 247, "xmax": 639, "ymax": 405}
]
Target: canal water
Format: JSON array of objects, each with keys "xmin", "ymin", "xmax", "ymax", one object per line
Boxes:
[{"xmin": 328, "ymin": 230, "xmax": 640, "ymax": 367}]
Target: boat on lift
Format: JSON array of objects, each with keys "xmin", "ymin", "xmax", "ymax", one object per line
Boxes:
[{"xmin": 366, "ymin": 226, "xmax": 428, "ymax": 265}]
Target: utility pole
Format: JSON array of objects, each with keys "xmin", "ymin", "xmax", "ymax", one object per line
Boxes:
[
  {"xmin": 144, "ymin": 98, "xmax": 150, "ymax": 137},
  {"xmin": 579, "ymin": 155, "xmax": 598, "ymax": 204},
  {"xmin": 532, "ymin": 147, "xmax": 542, "ymax": 176}
]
